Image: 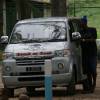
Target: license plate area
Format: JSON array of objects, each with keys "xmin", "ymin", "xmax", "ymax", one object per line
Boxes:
[{"xmin": 26, "ymin": 67, "xmax": 41, "ymax": 72}]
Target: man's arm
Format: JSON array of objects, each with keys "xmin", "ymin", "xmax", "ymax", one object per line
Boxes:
[{"xmin": 88, "ymin": 27, "xmax": 97, "ymax": 39}]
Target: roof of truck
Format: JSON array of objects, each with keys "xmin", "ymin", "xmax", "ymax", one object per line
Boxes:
[{"xmin": 16, "ymin": 17, "xmax": 81, "ymax": 25}]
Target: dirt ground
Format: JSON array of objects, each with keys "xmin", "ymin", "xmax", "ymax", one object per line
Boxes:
[{"xmin": 0, "ymin": 64, "xmax": 100, "ymax": 100}]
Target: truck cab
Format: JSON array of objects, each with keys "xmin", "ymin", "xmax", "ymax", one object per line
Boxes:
[{"xmin": 1, "ymin": 17, "xmax": 86, "ymax": 96}]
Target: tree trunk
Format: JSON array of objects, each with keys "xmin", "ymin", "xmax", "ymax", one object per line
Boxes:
[
  {"xmin": 51, "ymin": 0, "xmax": 67, "ymax": 17},
  {"xmin": 0, "ymin": 0, "xmax": 3, "ymax": 35},
  {"xmin": 16, "ymin": 0, "xmax": 31, "ymax": 20}
]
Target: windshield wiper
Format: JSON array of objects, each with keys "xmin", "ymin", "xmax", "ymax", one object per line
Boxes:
[
  {"xmin": 15, "ymin": 38, "xmax": 65, "ymax": 43},
  {"xmin": 11, "ymin": 38, "xmax": 66, "ymax": 44},
  {"xmin": 20, "ymin": 39, "xmax": 44, "ymax": 43},
  {"xmin": 43, "ymin": 38, "xmax": 66, "ymax": 42}
]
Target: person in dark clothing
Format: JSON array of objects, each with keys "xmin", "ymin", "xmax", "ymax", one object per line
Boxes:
[{"xmin": 80, "ymin": 16, "xmax": 97, "ymax": 93}]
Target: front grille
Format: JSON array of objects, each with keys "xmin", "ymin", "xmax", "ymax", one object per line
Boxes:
[
  {"xmin": 16, "ymin": 56, "xmax": 52, "ymax": 66},
  {"xmin": 26, "ymin": 67, "xmax": 41, "ymax": 72}
]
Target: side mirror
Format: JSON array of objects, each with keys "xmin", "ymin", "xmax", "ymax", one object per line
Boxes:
[
  {"xmin": 1, "ymin": 36, "xmax": 8, "ymax": 44},
  {"xmin": 72, "ymin": 32, "xmax": 81, "ymax": 40}
]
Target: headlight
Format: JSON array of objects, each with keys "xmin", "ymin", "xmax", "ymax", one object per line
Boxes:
[
  {"xmin": 5, "ymin": 66, "xmax": 11, "ymax": 71},
  {"xmin": 55, "ymin": 49, "xmax": 71, "ymax": 57},
  {"xmin": 2, "ymin": 52, "xmax": 14, "ymax": 60},
  {"xmin": 58, "ymin": 63, "xmax": 64, "ymax": 69}
]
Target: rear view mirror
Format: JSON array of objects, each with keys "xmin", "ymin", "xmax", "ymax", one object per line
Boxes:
[
  {"xmin": 72, "ymin": 32, "xmax": 81, "ymax": 40},
  {"xmin": 1, "ymin": 36, "xmax": 8, "ymax": 44}
]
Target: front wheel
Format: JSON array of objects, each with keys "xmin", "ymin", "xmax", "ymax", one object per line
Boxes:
[
  {"xmin": 4, "ymin": 87, "xmax": 14, "ymax": 97},
  {"xmin": 67, "ymin": 84, "xmax": 75, "ymax": 95},
  {"xmin": 26, "ymin": 86, "xmax": 35, "ymax": 96},
  {"xmin": 67, "ymin": 67, "xmax": 76, "ymax": 95},
  {"xmin": 82, "ymin": 79, "xmax": 90, "ymax": 91}
]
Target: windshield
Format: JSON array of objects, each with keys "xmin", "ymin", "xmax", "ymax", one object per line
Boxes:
[{"xmin": 10, "ymin": 21, "xmax": 67, "ymax": 43}]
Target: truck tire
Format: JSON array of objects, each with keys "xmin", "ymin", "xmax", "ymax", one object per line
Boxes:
[
  {"xmin": 82, "ymin": 79, "xmax": 90, "ymax": 91},
  {"xmin": 67, "ymin": 84, "xmax": 75, "ymax": 95},
  {"xmin": 67, "ymin": 67, "xmax": 76, "ymax": 95},
  {"xmin": 26, "ymin": 86, "xmax": 35, "ymax": 96},
  {"xmin": 4, "ymin": 87, "xmax": 14, "ymax": 97}
]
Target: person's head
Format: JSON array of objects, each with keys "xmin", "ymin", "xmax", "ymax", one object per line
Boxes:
[{"xmin": 81, "ymin": 16, "xmax": 88, "ymax": 28}]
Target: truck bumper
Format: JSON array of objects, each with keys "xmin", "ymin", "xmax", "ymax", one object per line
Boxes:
[{"xmin": 2, "ymin": 73, "xmax": 72, "ymax": 88}]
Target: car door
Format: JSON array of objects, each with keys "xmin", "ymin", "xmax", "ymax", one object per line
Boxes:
[{"xmin": 70, "ymin": 19, "xmax": 83, "ymax": 81}]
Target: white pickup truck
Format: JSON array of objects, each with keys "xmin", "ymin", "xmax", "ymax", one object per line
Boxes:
[{"xmin": 1, "ymin": 17, "xmax": 86, "ymax": 97}]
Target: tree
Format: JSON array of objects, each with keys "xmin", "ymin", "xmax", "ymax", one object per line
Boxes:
[
  {"xmin": 0, "ymin": 0, "xmax": 3, "ymax": 35},
  {"xmin": 16, "ymin": 0, "xmax": 31, "ymax": 20},
  {"xmin": 51, "ymin": 0, "xmax": 67, "ymax": 17}
]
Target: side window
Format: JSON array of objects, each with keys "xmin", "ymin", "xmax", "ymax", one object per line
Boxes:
[
  {"xmin": 68, "ymin": 19, "xmax": 81, "ymax": 41},
  {"xmin": 68, "ymin": 21, "xmax": 74, "ymax": 40},
  {"xmin": 68, "ymin": 20, "xmax": 81, "ymax": 47},
  {"xmin": 68, "ymin": 21, "xmax": 74, "ymax": 34},
  {"xmin": 71, "ymin": 20, "xmax": 80, "ymax": 32}
]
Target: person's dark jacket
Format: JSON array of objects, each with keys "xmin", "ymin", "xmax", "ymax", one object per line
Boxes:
[{"xmin": 80, "ymin": 27, "xmax": 97, "ymax": 57}]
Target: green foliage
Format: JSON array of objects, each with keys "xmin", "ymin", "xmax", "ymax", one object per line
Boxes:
[{"xmin": 68, "ymin": 0, "xmax": 100, "ymax": 38}]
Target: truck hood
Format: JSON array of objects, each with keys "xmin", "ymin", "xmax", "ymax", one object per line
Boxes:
[{"xmin": 5, "ymin": 42, "xmax": 69, "ymax": 53}]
